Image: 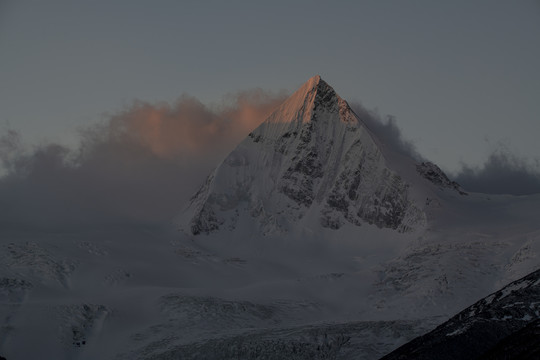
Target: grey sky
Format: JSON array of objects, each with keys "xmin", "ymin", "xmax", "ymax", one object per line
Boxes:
[{"xmin": 1, "ymin": 0, "xmax": 539, "ymax": 173}]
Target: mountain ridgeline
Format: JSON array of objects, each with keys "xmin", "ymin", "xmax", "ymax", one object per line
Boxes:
[
  {"xmin": 180, "ymin": 76, "xmax": 459, "ymax": 236},
  {"xmin": 381, "ymin": 268, "xmax": 540, "ymax": 359}
]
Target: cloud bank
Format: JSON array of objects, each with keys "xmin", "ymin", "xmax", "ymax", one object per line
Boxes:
[
  {"xmin": 1, "ymin": 91, "xmax": 539, "ymax": 231},
  {"xmin": 0, "ymin": 90, "xmax": 286, "ymax": 229},
  {"xmin": 454, "ymin": 150, "xmax": 540, "ymax": 195}
]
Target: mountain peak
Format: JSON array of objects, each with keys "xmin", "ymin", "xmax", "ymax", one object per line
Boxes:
[
  {"xmin": 296, "ymin": 74, "xmax": 327, "ymax": 92},
  {"xmin": 305, "ymin": 74, "xmax": 322, "ymax": 88},
  {"xmin": 261, "ymin": 75, "xmax": 352, "ymax": 132},
  {"xmin": 303, "ymin": 74, "xmax": 333, "ymax": 94},
  {"xmin": 180, "ymin": 76, "xmax": 428, "ymax": 236}
]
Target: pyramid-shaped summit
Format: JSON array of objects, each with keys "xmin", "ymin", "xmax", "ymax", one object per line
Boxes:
[
  {"xmin": 259, "ymin": 75, "xmax": 356, "ymax": 128},
  {"xmin": 253, "ymin": 75, "xmax": 358, "ymax": 143},
  {"xmin": 180, "ymin": 76, "xmax": 427, "ymax": 235}
]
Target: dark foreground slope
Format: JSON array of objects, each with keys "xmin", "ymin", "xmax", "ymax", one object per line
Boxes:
[
  {"xmin": 478, "ymin": 319, "xmax": 540, "ymax": 359},
  {"xmin": 380, "ymin": 269, "xmax": 540, "ymax": 360}
]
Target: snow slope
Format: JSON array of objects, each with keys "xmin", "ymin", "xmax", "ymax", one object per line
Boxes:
[{"xmin": 0, "ymin": 77, "xmax": 538, "ymax": 359}]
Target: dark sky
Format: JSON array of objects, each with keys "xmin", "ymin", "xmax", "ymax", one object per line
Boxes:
[{"xmin": 0, "ymin": 1, "xmax": 539, "ymax": 173}]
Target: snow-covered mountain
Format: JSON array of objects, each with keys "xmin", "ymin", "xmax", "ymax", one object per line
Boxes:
[
  {"xmin": 0, "ymin": 76, "xmax": 538, "ymax": 359},
  {"xmin": 180, "ymin": 76, "xmax": 437, "ymax": 236}
]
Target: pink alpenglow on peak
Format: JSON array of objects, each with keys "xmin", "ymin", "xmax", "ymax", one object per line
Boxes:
[{"xmin": 264, "ymin": 75, "xmax": 356, "ymax": 127}]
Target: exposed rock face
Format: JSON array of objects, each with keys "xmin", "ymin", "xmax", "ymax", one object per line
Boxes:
[
  {"xmin": 416, "ymin": 162, "xmax": 466, "ymax": 195},
  {"xmin": 380, "ymin": 268, "xmax": 540, "ymax": 360},
  {"xmin": 182, "ymin": 76, "xmax": 426, "ymax": 235}
]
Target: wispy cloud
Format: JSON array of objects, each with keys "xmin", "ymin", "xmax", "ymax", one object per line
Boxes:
[{"xmin": 350, "ymin": 102, "xmax": 423, "ymax": 161}]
